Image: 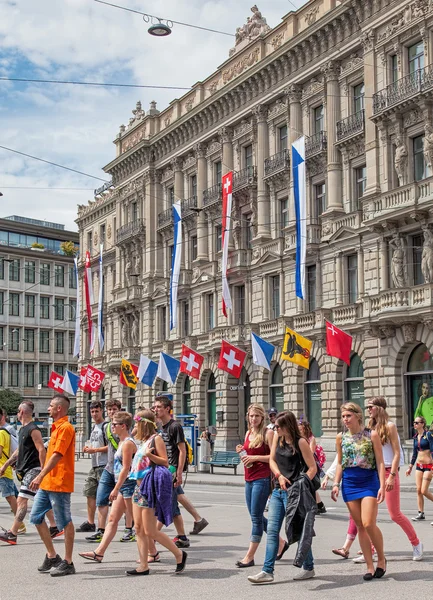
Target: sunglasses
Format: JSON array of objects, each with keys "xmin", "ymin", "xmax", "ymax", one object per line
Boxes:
[
  {"xmin": 111, "ymin": 422, "xmax": 123, "ymax": 427},
  {"xmin": 414, "ymin": 421, "xmax": 423, "ymax": 425}
]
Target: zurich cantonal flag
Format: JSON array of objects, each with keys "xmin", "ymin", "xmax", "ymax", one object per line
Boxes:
[
  {"xmin": 61, "ymin": 370, "xmax": 80, "ymax": 396},
  {"xmin": 156, "ymin": 352, "xmax": 180, "ymax": 385},
  {"xmin": 251, "ymin": 333, "xmax": 275, "ymax": 371},
  {"xmin": 137, "ymin": 355, "xmax": 158, "ymax": 387}
]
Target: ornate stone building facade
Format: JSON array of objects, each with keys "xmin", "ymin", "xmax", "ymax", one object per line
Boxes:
[{"xmin": 76, "ymin": 0, "xmax": 433, "ymax": 449}]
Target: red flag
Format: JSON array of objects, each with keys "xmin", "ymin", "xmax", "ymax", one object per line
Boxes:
[
  {"xmin": 84, "ymin": 251, "xmax": 95, "ymax": 350},
  {"xmin": 180, "ymin": 344, "xmax": 204, "ymax": 380},
  {"xmin": 85, "ymin": 365, "xmax": 105, "ymax": 392},
  {"xmin": 218, "ymin": 340, "xmax": 246, "ymax": 379},
  {"xmin": 79, "ymin": 366, "xmax": 91, "ymax": 392},
  {"xmin": 325, "ymin": 320, "xmax": 352, "ymax": 366},
  {"xmin": 221, "ymin": 172, "xmax": 233, "ymax": 317},
  {"xmin": 48, "ymin": 371, "xmax": 64, "ymax": 392},
  {"xmin": 120, "ymin": 361, "xmax": 138, "ymax": 387}
]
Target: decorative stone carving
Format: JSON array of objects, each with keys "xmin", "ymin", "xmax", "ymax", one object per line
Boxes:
[
  {"xmin": 285, "ymin": 83, "xmax": 302, "ymax": 103},
  {"xmin": 171, "ymin": 157, "xmax": 183, "ymax": 171},
  {"xmin": 321, "ymin": 60, "xmax": 340, "ymax": 81},
  {"xmin": 131, "ymin": 312, "xmax": 140, "ymax": 347},
  {"xmin": 107, "ymin": 223, "xmax": 112, "ymax": 240},
  {"xmin": 302, "ymin": 78, "xmax": 323, "ymax": 100},
  {"xmin": 322, "ymin": 221, "xmax": 333, "ymax": 236},
  {"xmin": 390, "ymin": 232, "xmax": 407, "ymax": 288},
  {"xmin": 218, "ymin": 126, "xmax": 233, "ymax": 144},
  {"xmin": 404, "ymin": 109, "xmax": 421, "ymax": 128},
  {"xmin": 304, "ymin": 5, "xmax": 319, "ymax": 25},
  {"xmin": 229, "ymin": 5, "xmax": 270, "ymax": 57},
  {"xmin": 208, "ymin": 79, "xmax": 220, "ymax": 95},
  {"xmin": 271, "ymin": 31, "xmax": 284, "ymax": 49},
  {"xmin": 402, "ymin": 323, "xmax": 417, "ymax": 343},
  {"xmin": 125, "ymin": 256, "xmax": 133, "ymax": 285},
  {"xmin": 394, "ymin": 137, "xmax": 408, "ymax": 186},
  {"xmin": 223, "ymin": 47, "xmax": 261, "ymax": 83},
  {"xmin": 121, "ymin": 126, "xmax": 146, "ymax": 154},
  {"xmin": 234, "ymin": 119, "xmax": 252, "ymax": 138},
  {"xmin": 380, "ymin": 325, "xmax": 396, "ymax": 339},
  {"xmin": 421, "ymin": 224, "xmax": 433, "ymax": 283},
  {"xmin": 194, "ymin": 142, "xmax": 207, "ymax": 159},
  {"xmin": 185, "ymin": 96, "xmax": 195, "ymax": 113},
  {"xmin": 252, "ymin": 104, "xmax": 268, "ymax": 123},
  {"xmin": 93, "ymin": 231, "xmax": 99, "ymax": 247},
  {"xmin": 423, "ymin": 123, "xmax": 433, "ymax": 169},
  {"xmin": 340, "ymin": 53, "xmax": 363, "ymax": 75},
  {"xmin": 183, "ymin": 154, "xmax": 196, "ymax": 169},
  {"xmin": 267, "ymin": 99, "xmax": 287, "ymax": 120},
  {"xmin": 207, "ymin": 139, "xmax": 221, "ymax": 155},
  {"xmin": 377, "ymin": 0, "xmax": 429, "ymax": 41},
  {"xmin": 120, "ymin": 314, "xmax": 129, "ymax": 347},
  {"xmin": 164, "ymin": 110, "xmax": 173, "ymax": 128},
  {"xmin": 360, "ymin": 29, "xmax": 374, "ymax": 53}
]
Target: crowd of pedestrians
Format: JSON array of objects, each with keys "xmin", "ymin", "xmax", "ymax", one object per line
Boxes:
[{"xmin": 0, "ymin": 393, "xmax": 431, "ymax": 584}]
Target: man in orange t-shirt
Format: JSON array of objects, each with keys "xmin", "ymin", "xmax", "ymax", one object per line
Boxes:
[{"xmin": 29, "ymin": 394, "xmax": 76, "ymax": 577}]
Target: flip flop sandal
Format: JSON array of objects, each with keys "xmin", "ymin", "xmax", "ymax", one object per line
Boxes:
[
  {"xmin": 79, "ymin": 551, "xmax": 104, "ymax": 563},
  {"xmin": 332, "ymin": 547, "xmax": 349, "ymax": 559},
  {"xmin": 148, "ymin": 553, "xmax": 160, "ymax": 563}
]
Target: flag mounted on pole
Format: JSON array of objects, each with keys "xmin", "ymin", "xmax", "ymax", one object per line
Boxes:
[
  {"xmin": 251, "ymin": 333, "xmax": 275, "ymax": 371},
  {"xmin": 180, "ymin": 344, "xmax": 204, "ymax": 379},
  {"xmin": 170, "ymin": 201, "xmax": 182, "ymax": 330},
  {"xmin": 157, "ymin": 352, "xmax": 180, "ymax": 385},
  {"xmin": 281, "ymin": 327, "xmax": 312, "ymax": 369},
  {"xmin": 73, "ymin": 257, "xmax": 80, "ymax": 358},
  {"xmin": 84, "ymin": 250, "xmax": 95, "ymax": 351},
  {"xmin": 137, "ymin": 355, "xmax": 158, "ymax": 387},
  {"xmin": 218, "ymin": 340, "xmax": 246, "ymax": 378},
  {"xmin": 120, "ymin": 359, "xmax": 138, "ymax": 389},
  {"xmin": 97, "ymin": 244, "xmax": 104, "ymax": 351},
  {"xmin": 61, "ymin": 370, "xmax": 80, "ymax": 396},
  {"xmin": 292, "ymin": 136, "xmax": 306, "ymax": 300},
  {"xmin": 221, "ymin": 171, "xmax": 233, "ymax": 317},
  {"xmin": 325, "ymin": 321, "xmax": 352, "ymax": 365}
]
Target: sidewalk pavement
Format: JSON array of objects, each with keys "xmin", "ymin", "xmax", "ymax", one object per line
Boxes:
[{"xmin": 74, "ymin": 456, "xmax": 421, "ymax": 492}]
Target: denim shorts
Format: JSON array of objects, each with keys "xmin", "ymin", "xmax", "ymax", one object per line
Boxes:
[
  {"xmin": 120, "ymin": 478, "xmax": 136, "ymax": 499},
  {"xmin": 0, "ymin": 477, "xmax": 18, "ymax": 499},
  {"xmin": 96, "ymin": 469, "xmax": 116, "ymax": 507},
  {"xmin": 30, "ymin": 489, "xmax": 72, "ymax": 531}
]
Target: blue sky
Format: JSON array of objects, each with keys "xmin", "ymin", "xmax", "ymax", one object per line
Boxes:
[{"xmin": 0, "ymin": 0, "xmax": 303, "ymax": 231}]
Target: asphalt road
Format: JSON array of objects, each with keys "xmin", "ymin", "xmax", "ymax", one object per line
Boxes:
[{"xmin": 1, "ymin": 475, "xmax": 433, "ymax": 600}]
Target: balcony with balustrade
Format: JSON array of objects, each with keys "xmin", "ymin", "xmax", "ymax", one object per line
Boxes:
[
  {"xmin": 372, "ymin": 67, "xmax": 433, "ymax": 118},
  {"xmin": 203, "ymin": 183, "xmax": 222, "ymax": 208},
  {"xmin": 157, "ymin": 207, "xmax": 172, "ymax": 229},
  {"xmin": 233, "ymin": 166, "xmax": 257, "ymax": 193},
  {"xmin": 305, "ymin": 131, "xmax": 327, "ymax": 158},
  {"xmin": 181, "ymin": 195, "xmax": 198, "ymax": 217},
  {"xmin": 116, "ymin": 218, "xmax": 145, "ymax": 244},
  {"xmin": 264, "ymin": 149, "xmax": 290, "ymax": 180},
  {"xmin": 363, "ymin": 284, "xmax": 433, "ymax": 322},
  {"xmin": 336, "ymin": 110, "xmax": 365, "ymax": 143}
]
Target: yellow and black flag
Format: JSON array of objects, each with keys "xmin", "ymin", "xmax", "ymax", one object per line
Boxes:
[
  {"xmin": 281, "ymin": 327, "xmax": 313, "ymax": 370},
  {"xmin": 120, "ymin": 358, "xmax": 138, "ymax": 389}
]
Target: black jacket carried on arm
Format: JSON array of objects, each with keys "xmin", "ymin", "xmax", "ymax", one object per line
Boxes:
[{"xmin": 284, "ymin": 474, "xmax": 318, "ymax": 567}]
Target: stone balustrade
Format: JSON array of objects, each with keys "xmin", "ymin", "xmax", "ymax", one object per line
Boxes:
[
  {"xmin": 293, "ymin": 312, "xmax": 315, "ymax": 331},
  {"xmin": 264, "ymin": 149, "xmax": 290, "ymax": 179},
  {"xmin": 336, "ymin": 110, "xmax": 364, "ymax": 142},
  {"xmin": 332, "ymin": 304, "xmax": 360, "ymax": 325},
  {"xmin": 365, "ymin": 285, "xmax": 433, "ymax": 316},
  {"xmin": 116, "ymin": 218, "xmax": 145, "ymax": 244}
]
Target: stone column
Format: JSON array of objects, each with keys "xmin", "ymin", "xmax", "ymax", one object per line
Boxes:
[
  {"xmin": 253, "ymin": 104, "xmax": 271, "ymax": 240},
  {"xmin": 362, "ymin": 30, "xmax": 381, "ymax": 198},
  {"xmin": 322, "ymin": 61, "xmax": 344, "ymax": 213},
  {"xmin": 286, "ymin": 85, "xmax": 302, "ymax": 227},
  {"xmin": 195, "ymin": 143, "xmax": 208, "ymax": 262},
  {"xmin": 336, "ymin": 252, "xmax": 343, "ymax": 306},
  {"xmin": 172, "ymin": 157, "xmax": 184, "ymax": 202},
  {"xmin": 379, "ymin": 238, "xmax": 389, "ymax": 291},
  {"xmin": 219, "ymin": 127, "xmax": 233, "ymax": 176},
  {"xmin": 316, "ymin": 259, "xmax": 322, "ymax": 308},
  {"xmin": 144, "ymin": 170, "xmax": 162, "ymax": 276},
  {"xmin": 357, "ymin": 245, "xmax": 365, "ymax": 299}
]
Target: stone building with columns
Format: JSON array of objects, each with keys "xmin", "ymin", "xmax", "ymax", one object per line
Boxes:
[{"xmin": 76, "ymin": 0, "xmax": 433, "ymax": 450}]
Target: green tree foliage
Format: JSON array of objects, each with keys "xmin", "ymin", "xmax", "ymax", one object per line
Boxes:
[{"xmin": 0, "ymin": 389, "xmax": 23, "ymax": 416}]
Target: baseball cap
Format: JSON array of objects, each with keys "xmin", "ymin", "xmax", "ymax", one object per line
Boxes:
[
  {"xmin": 155, "ymin": 392, "xmax": 173, "ymax": 401},
  {"xmin": 268, "ymin": 407, "xmax": 278, "ymax": 415}
]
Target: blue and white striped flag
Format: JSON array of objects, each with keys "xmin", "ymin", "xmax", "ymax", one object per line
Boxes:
[
  {"xmin": 97, "ymin": 244, "xmax": 104, "ymax": 351},
  {"xmin": 292, "ymin": 136, "xmax": 306, "ymax": 299},
  {"xmin": 170, "ymin": 201, "xmax": 182, "ymax": 330},
  {"xmin": 73, "ymin": 257, "xmax": 80, "ymax": 357},
  {"xmin": 137, "ymin": 354, "xmax": 158, "ymax": 387},
  {"xmin": 251, "ymin": 333, "xmax": 275, "ymax": 371},
  {"xmin": 61, "ymin": 369, "xmax": 80, "ymax": 396},
  {"xmin": 156, "ymin": 352, "xmax": 180, "ymax": 385}
]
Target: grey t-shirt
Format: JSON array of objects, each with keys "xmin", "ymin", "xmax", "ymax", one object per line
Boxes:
[{"xmin": 90, "ymin": 422, "xmax": 108, "ymax": 468}]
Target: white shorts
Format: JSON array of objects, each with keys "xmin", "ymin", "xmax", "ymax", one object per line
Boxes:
[{"xmin": 18, "ymin": 468, "xmax": 41, "ymax": 500}]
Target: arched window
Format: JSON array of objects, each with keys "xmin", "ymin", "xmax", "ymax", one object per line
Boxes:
[
  {"xmin": 183, "ymin": 377, "xmax": 191, "ymax": 414},
  {"xmin": 345, "ymin": 353, "xmax": 365, "ymax": 410},
  {"xmin": 405, "ymin": 344, "xmax": 433, "ymax": 432},
  {"xmin": 207, "ymin": 373, "xmax": 217, "ymax": 426},
  {"xmin": 162, "ymin": 381, "xmax": 168, "ymax": 392},
  {"xmin": 305, "ymin": 358, "xmax": 322, "ymax": 436},
  {"xmin": 244, "ymin": 373, "xmax": 251, "ymax": 416},
  {"xmin": 269, "ymin": 364, "xmax": 284, "ymax": 413}
]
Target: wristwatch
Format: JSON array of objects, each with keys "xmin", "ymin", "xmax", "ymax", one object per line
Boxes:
[{"xmin": 390, "ymin": 471, "xmax": 396, "ymax": 476}]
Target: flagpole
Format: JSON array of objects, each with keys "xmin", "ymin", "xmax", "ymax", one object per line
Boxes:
[{"xmin": 73, "ymin": 257, "xmax": 81, "ymax": 358}]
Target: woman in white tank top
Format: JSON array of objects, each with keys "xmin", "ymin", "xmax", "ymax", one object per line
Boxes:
[{"xmin": 367, "ymin": 397, "xmax": 423, "ymax": 562}]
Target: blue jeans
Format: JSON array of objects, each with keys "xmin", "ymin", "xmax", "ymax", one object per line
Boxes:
[
  {"xmin": 30, "ymin": 489, "xmax": 72, "ymax": 531},
  {"xmin": 263, "ymin": 488, "xmax": 314, "ymax": 574},
  {"xmin": 245, "ymin": 477, "xmax": 269, "ymax": 543},
  {"xmin": 96, "ymin": 469, "xmax": 116, "ymax": 507}
]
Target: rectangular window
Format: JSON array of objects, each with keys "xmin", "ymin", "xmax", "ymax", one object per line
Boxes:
[
  {"xmin": 0, "ymin": 291, "xmax": 3, "ymax": 315},
  {"xmin": 39, "ymin": 364, "xmax": 50, "ymax": 387},
  {"xmin": 69, "ymin": 265, "xmax": 77, "ymax": 289},
  {"xmin": 214, "ymin": 161, "xmax": 222, "ymax": 185},
  {"xmin": 9, "ymin": 258, "xmax": 20, "ymax": 281},
  {"xmin": 280, "ymin": 198, "xmax": 289, "ymax": 230},
  {"xmin": 100, "ymin": 223, "xmax": 106, "ymax": 245},
  {"xmin": 9, "ymin": 293, "xmax": 20, "ymax": 316},
  {"xmin": 0, "ymin": 258, "xmax": 4, "ymax": 280},
  {"xmin": 40, "ymin": 296, "xmax": 50, "ymax": 319},
  {"xmin": 215, "ymin": 225, "xmax": 222, "ymax": 253},
  {"xmin": 414, "ymin": 135, "xmax": 428, "ymax": 182},
  {"xmin": 9, "ymin": 363, "xmax": 19, "ymax": 387},
  {"xmin": 54, "ymin": 364, "xmax": 65, "ymax": 376},
  {"xmin": 182, "ymin": 302, "xmax": 190, "ymax": 337},
  {"xmin": 168, "ymin": 187, "xmax": 174, "ymax": 205},
  {"xmin": 159, "ymin": 306, "xmax": 167, "ymax": 340},
  {"xmin": 355, "ymin": 165, "xmax": 367, "ymax": 210},
  {"xmin": 243, "ymin": 214, "xmax": 254, "ymax": 249},
  {"xmin": 54, "ymin": 298, "xmax": 65, "ymax": 321},
  {"xmin": 24, "ymin": 329, "xmax": 35, "ymax": 353},
  {"xmin": 353, "ymin": 82, "xmax": 365, "ymax": 113},
  {"xmin": 234, "ymin": 285, "xmax": 245, "ymax": 325},
  {"xmin": 190, "ymin": 236, "xmax": 198, "ymax": 262},
  {"xmin": 69, "ymin": 299, "xmax": 77, "ymax": 321},
  {"xmin": 87, "ymin": 231, "xmax": 93, "ymax": 254},
  {"xmin": 391, "ymin": 54, "xmax": 398, "ymax": 83},
  {"xmin": 190, "ymin": 174, "xmax": 197, "ymax": 199},
  {"xmin": 314, "ymin": 183, "xmax": 326, "ymax": 217},
  {"xmin": 39, "ymin": 330, "xmax": 50, "ymax": 353},
  {"xmin": 244, "ymin": 145, "xmax": 253, "ymax": 170},
  {"xmin": 314, "ymin": 105, "xmax": 324, "ymax": 134},
  {"xmin": 9, "ymin": 327, "xmax": 20, "ymax": 351},
  {"xmin": 25, "ymin": 294, "xmax": 35, "ymax": 318},
  {"xmin": 409, "ymin": 41, "xmax": 424, "ymax": 74},
  {"xmin": 270, "ymin": 275, "xmax": 280, "ymax": 319},
  {"xmin": 347, "ymin": 254, "xmax": 358, "ymax": 304},
  {"xmin": 0, "ymin": 363, "xmax": 3, "ymax": 387},
  {"xmin": 278, "ymin": 125, "xmax": 288, "ymax": 151},
  {"xmin": 69, "ymin": 332, "xmax": 75, "ymax": 355},
  {"xmin": 55, "ymin": 331, "xmax": 64, "ymax": 354},
  {"xmin": 0, "ymin": 327, "xmax": 3, "ymax": 348},
  {"xmin": 24, "ymin": 364, "xmax": 35, "ymax": 387},
  {"xmin": 40, "ymin": 263, "xmax": 50, "ymax": 286},
  {"xmin": 207, "ymin": 293, "xmax": 214, "ymax": 331},
  {"xmin": 412, "ymin": 234, "xmax": 424, "ymax": 285},
  {"xmin": 131, "ymin": 202, "xmax": 138, "ymax": 222},
  {"xmin": 307, "ymin": 265, "xmax": 317, "ymax": 312},
  {"xmin": 55, "ymin": 265, "xmax": 65, "ymax": 287},
  {"xmin": 25, "ymin": 260, "xmax": 36, "ymax": 283}
]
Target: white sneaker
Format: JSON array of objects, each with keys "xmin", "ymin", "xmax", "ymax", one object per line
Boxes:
[
  {"xmin": 293, "ymin": 568, "xmax": 315, "ymax": 580},
  {"xmin": 248, "ymin": 571, "xmax": 274, "ymax": 584},
  {"xmin": 353, "ymin": 552, "xmax": 377, "ymax": 564},
  {"xmin": 412, "ymin": 542, "xmax": 423, "ymax": 561}
]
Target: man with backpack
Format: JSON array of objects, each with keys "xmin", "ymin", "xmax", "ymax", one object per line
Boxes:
[
  {"xmin": 0, "ymin": 408, "xmax": 18, "ymax": 518},
  {"xmin": 76, "ymin": 401, "xmax": 108, "ymax": 535}
]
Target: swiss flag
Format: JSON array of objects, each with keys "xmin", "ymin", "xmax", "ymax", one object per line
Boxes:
[
  {"xmin": 325, "ymin": 320, "xmax": 352, "ymax": 366},
  {"xmin": 218, "ymin": 340, "xmax": 247, "ymax": 379},
  {"xmin": 79, "ymin": 366, "xmax": 91, "ymax": 392},
  {"xmin": 180, "ymin": 344, "xmax": 204, "ymax": 380},
  {"xmin": 85, "ymin": 365, "xmax": 105, "ymax": 392},
  {"xmin": 48, "ymin": 371, "xmax": 64, "ymax": 392}
]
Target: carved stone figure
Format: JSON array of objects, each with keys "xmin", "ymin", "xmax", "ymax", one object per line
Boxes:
[
  {"xmin": 229, "ymin": 5, "xmax": 270, "ymax": 56},
  {"xmin": 120, "ymin": 314, "xmax": 129, "ymax": 347},
  {"xmin": 125, "ymin": 257, "xmax": 132, "ymax": 284},
  {"xmin": 424, "ymin": 124, "xmax": 433, "ymax": 169},
  {"xmin": 131, "ymin": 312, "xmax": 140, "ymax": 347},
  {"xmin": 421, "ymin": 225, "xmax": 433, "ymax": 283},
  {"xmin": 394, "ymin": 137, "xmax": 408, "ymax": 185},
  {"xmin": 390, "ymin": 233, "xmax": 407, "ymax": 288},
  {"xmin": 133, "ymin": 251, "xmax": 142, "ymax": 277}
]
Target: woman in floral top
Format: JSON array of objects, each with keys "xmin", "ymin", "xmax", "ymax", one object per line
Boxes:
[{"xmin": 331, "ymin": 403, "xmax": 386, "ymax": 581}]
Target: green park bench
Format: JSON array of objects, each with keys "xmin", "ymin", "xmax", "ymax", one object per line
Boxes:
[{"xmin": 200, "ymin": 451, "xmax": 241, "ymax": 475}]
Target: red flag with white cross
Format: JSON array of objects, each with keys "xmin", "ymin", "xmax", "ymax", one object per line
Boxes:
[
  {"xmin": 48, "ymin": 371, "xmax": 64, "ymax": 392},
  {"xmin": 325, "ymin": 320, "xmax": 352, "ymax": 366},
  {"xmin": 218, "ymin": 339, "xmax": 247, "ymax": 379},
  {"xmin": 180, "ymin": 344, "xmax": 204, "ymax": 380}
]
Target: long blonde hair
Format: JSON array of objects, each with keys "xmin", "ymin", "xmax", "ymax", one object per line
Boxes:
[
  {"xmin": 367, "ymin": 397, "xmax": 390, "ymax": 445},
  {"xmin": 246, "ymin": 404, "xmax": 267, "ymax": 449},
  {"xmin": 134, "ymin": 409, "xmax": 157, "ymax": 442}
]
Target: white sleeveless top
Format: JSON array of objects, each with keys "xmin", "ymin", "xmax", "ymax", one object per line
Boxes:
[{"xmin": 382, "ymin": 422, "xmax": 404, "ymax": 468}]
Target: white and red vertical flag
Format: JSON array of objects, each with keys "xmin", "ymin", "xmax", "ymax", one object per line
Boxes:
[
  {"xmin": 222, "ymin": 171, "xmax": 233, "ymax": 317},
  {"xmin": 73, "ymin": 257, "xmax": 80, "ymax": 358},
  {"xmin": 97, "ymin": 244, "xmax": 104, "ymax": 351},
  {"xmin": 84, "ymin": 250, "xmax": 95, "ymax": 352}
]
